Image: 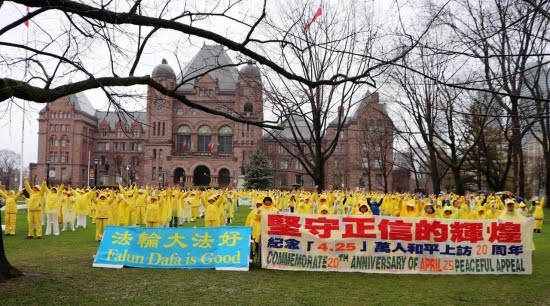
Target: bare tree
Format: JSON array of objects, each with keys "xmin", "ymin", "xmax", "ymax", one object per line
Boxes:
[
  {"xmin": 432, "ymin": 0, "xmax": 550, "ymax": 196},
  {"xmin": 0, "ymin": 149, "xmax": 21, "ymax": 190}
]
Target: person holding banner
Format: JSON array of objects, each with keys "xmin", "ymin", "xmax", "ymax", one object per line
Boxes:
[{"xmin": 498, "ymin": 199, "xmax": 526, "ymax": 221}]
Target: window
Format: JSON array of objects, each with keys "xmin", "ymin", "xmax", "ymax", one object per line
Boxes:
[
  {"xmin": 189, "ymin": 108, "xmax": 197, "ymax": 116},
  {"xmin": 61, "ymin": 168, "xmax": 67, "ymax": 180},
  {"xmin": 218, "ymin": 126, "xmax": 233, "ymax": 153},
  {"xmin": 374, "ymin": 159, "xmax": 382, "ymax": 168},
  {"xmin": 66, "ymin": 125, "xmax": 70, "ymax": 132},
  {"xmin": 97, "ymin": 142, "xmax": 104, "ymax": 151},
  {"xmin": 162, "ymin": 122, "xmax": 166, "ymax": 136},
  {"xmin": 198, "ymin": 125, "xmax": 212, "ymax": 152},
  {"xmin": 50, "ymin": 125, "xmax": 55, "ymax": 132},
  {"xmin": 278, "ymin": 144, "xmax": 286, "ymax": 154},
  {"xmin": 334, "ymin": 159, "xmax": 342, "ymax": 168},
  {"xmin": 280, "ymin": 160, "xmax": 288, "ymax": 170},
  {"xmin": 49, "ymin": 167, "xmax": 56, "ymax": 179},
  {"xmin": 375, "ymin": 174, "xmax": 383, "ymax": 185},
  {"xmin": 130, "ymin": 142, "xmax": 136, "ymax": 151},
  {"xmin": 131, "ymin": 156, "xmax": 139, "ymax": 166},
  {"xmin": 176, "ymin": 108, "xmax": 184, "ymax": 116},
  {"xmin": 159, "ymin": 149, "xmax": 164, "ymax": 159},
  {"xmin": 295, "ymin": 160, "xmax": 303, "ymax": 170},
  {"xmin": 375, "ymin": 144, "xmax": 381, "ymax": 152},
  {"xmin": 117, "ymin": 128, "xmax": 124, "ymax": 138},
  {"xmin": 105, "ymin": 142, "xmax": 110, "ymax": 151},
  {"xmin": 99, "ymin": 155, "xmax": 106, "ymax": 165},
  {"xmin": 244, "ymin": 102, "xmax": 253, "ymax": 113},
  {"xmin": 101, "ymin": 128, "xmax": 107, "ymax": 137},
  {"xmin": 121, "ymin": 142, "xmax": 126, "ymax": 151},
  {"xmin": 295, "ymin": 175, "xmax": 303, "ymax": 186},
  {"xmin": 152, "ymin": 167, "xmax": 157, "ymax": 181},
  {"xmin": 61, "ymin": 125, "xmax": 66, "ymax": 132},
  {"xmin": 153, "ymin": 149, "xmax": 157, "ymax": 159},
  {"xmin": 138, "ymin": 143, "xmax": 142, "ymax": 151},
  {"xmin": 176, "ymin": 135, "xmax": 191, "ymax": 152},
  {"xmin": 280, "ymin": 176, "xmax": 287, "ymax": 186},
  {"xmin": 335, "ymin": 144, "xmax": 345, "ymax": 154},
  {"xmin": 362, "ymin": 157, "xmax": 369, "ymax": 168},
  {"xmin": 152, "ymin": 122, "xmax": 156, "ymax": 136},
  {"xmin": 61, "ymin": 152, "xmax": 69, "ymax": 163},
  {"xmin": 114, "ymin": 142, "xmax": 118, "ymax": 151},
  {"xmin": 61, "ymin": 135, "xmax": 69, "ymax": 147},
  {"xmin": 133, "ymin": 130, "xmax": 141, "ymax": 138},
  {"xmin": 50, "ymin": 136, "xmax": 58, "ymax": 147},
  {"xmin": 56, "ymin": 125, "xmax": 61, "ymax": 132}
]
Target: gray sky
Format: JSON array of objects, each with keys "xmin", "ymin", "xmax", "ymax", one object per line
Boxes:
[{"xmin": 0, "ymin": 0, "xmax": 398, "ymax": 167}]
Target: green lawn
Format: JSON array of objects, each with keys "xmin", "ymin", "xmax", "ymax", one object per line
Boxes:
[{"xmin": 1, "ymin": 206, "xmax": 549, "ymax": 305}]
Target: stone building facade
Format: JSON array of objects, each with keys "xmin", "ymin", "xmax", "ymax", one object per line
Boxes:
[
  {"xmin": 263, "ymin": 91, "xmax": 394, "ymax": 191},
  {"xmin": 30, "ymin": 45, "xmax": 263, "ymax": 188}
]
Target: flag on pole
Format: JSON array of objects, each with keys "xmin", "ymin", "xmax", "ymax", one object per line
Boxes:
[
  {"xmin": 305, "ymin": 5, "xmax": 322, "ymax": 30},
  {"xmin": 182, "ymin": 140, "xmax": 189, "ymax": 151},
  {"xmin": 208, "ymin": 139, "xmax": 215, "ymax": 151},
  {"xmin": 24, "ymin": 6, "xmax": 30, "ymax": 27}
]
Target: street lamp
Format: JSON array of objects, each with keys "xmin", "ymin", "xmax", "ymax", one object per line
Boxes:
[
  {"xmin": 94, "ymin": 158, "xmax": 99, "ymax": 188},
  {"xmin": 46, "ymin": 158, "xmax": 51, "ymax": 187},
  {"xmin": 126, "ymin": 165, "xmax": 130, "ymax": 187}
]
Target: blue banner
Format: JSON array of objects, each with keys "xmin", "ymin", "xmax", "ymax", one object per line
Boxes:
[{"xmin": 93, "ymin": 226, "xmax": 251, "ymax": 270}]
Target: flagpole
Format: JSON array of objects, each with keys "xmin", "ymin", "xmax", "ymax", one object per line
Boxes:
[
  {"xmin": 19, "ymin": 9, "xmax": 30, "ymax": 191},
  {"xmin": 87, "ymin": 150, "xmax": 91, "ymax": 188}
]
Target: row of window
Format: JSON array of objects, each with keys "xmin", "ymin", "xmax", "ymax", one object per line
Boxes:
[
  {"xmin": 48, "ymin": 167, "xmax": 68, "ymax": 180},
  {"xmin": 279, "ymin": 174, "xmax": 312, "ymax": 187},
  {"xmin": 49, "ymin": 135, "xmax": 70, "ymax": 147},
  {"xmin": 49, "ymin": 111, "xmax": 71, "ymax": 119},
  {"xmin": 97, "ymin": 155, "xmax": 139, "ymax": 167},
  {"xmin": 152, "ymin": 122, "xmax": 166, "ymax": 137},
  {"xmin": 97, "ymin": 142, "xmax": 142, "ymax": 152},
  {"xmin": 49, "ymin": 124, "xmax": 71, "ymax": 132},
  {"xmin": 151, "ymin": 166, "xmax": 164, "ymax": 181},
  {"xmin": 279, "ymin": 159, "xmax": 304, "ymax": 170},
  {"xmin": 48, "ymin": 152, "xmax": 70, "ymax": 163},
  {"xmin": 101, "ymin": 127, "xmax": 142, "ymax": 138},
  {"xmin": 173, "ymin": 135, "xmax": 233, "ymax": 153}
]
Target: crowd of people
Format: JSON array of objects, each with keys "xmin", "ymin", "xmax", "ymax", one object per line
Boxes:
[{"xmin": 0, "ymin": 181, "xmax": 545, "ymax": 243}]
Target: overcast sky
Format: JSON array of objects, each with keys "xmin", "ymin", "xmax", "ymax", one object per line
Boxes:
[{"xmin": 0, "ymin": 0, "xmax": 399, "ymax": 167}]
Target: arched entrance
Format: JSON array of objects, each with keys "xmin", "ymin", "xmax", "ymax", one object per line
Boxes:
[
  {"xmin": 218, "ymin": 168, "xmax": 230, "ymax": 188},
  {"xmin": 193, "ymin": 165, "xmax": 211, "ymax": 186},
  {"xmin": 174, "ymin": 168, "xmax": 185, "ymax": 186}
]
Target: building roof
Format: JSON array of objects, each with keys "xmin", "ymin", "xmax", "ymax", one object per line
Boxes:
[
  {"xmin": 96, "ymin": 111, "xmax": 147, "ymax": 130},
  {"xmin": 263, "ymin": 115, "xmax": 313, "ymax": 141},
  {"xmin": 176, "ymin": 45, "xmax": 239, "ymax": 94},
  {"xmin": 152, "ymin": 59, "xmax": 176, "ymax": 79},
  {"xmin": 39, "ymin": 92, "xmax": 97, "ymax": 117},
  {"xmin": 328, "ymin": 91, "xmax": 388, "ymax": 127},
  {"xmin": 239, "ymin": 63, "xmax": 261, "ymax": 79}
]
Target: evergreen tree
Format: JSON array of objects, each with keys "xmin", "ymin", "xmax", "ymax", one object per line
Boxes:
[{"xmin": 244, "ymin": 148, "xmax": 273, "ymax": 190}]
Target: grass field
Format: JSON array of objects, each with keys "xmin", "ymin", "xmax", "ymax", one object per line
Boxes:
[{"xmin": 0, "ymin": 206, "xmax": 549, "ymax": 305}]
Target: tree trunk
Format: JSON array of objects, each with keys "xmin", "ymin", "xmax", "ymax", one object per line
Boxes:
[
  {"xmin": 0, "ymin": 212, "xmax": 23, "ymax": 282},
  {"xmin": 453, "ymin": 167, "xmax": 465, "ymax": 195}
]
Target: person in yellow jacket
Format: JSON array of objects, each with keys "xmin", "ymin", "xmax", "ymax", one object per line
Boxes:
[
  {"xmin": 44, "ymin": 183, "xmax": 64, "ymax": 236},
  {"xmin": 473, "ymin": 205, "xmax": 493, "ymax": 220},
  {"xmin": 145, "ymin": 195, "xmax": 161, "ymax": 228},
  {"xmin": 498, "ymin": 199, "xmax": 526, "ymax": 221},
  {"xmin": 0, "ymin": 188, "xmax": 23, "ymax": 235},
  {"xmin": 189, "ymin": 191, "xmax": 201, "ymax": 221},
  {"xmin": 61, "ymin": 191, "xmax": 76, "ymax": 231},
  {"xmin": 73, "ymin": 189, "xmax": 93, "ymax": 228},
  {"xmin": 531, "ymin": 200, "xmax": 544, "ymax": 233},
  {"xmin": 245, "ymin": 201, "xmax": 263, "ymax": 243},
  {"xmin": 134, "ymin": 187, "xmax": 149, "ymax": 225},
  {"xmin": 95, "ymin": 192, "xmax": 114, "ymax": 241},
  {"xmin": 24, "ymin": 180, "xmax": 46, "ymax": 238},
  {"xmin": 420, "ymin": 202, "xmax": 437, "ymax": 218},
  {"xmin": 354, "ymin": 203, "xmax": 373, "ymax": 216},
  {"xmin": 202, "ymin": 193, "xmax": 224, "ymax": 227}
]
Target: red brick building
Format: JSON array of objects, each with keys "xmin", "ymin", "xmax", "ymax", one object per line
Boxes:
[
  {"xmin": 30, "ymin": 45, "xmax": 263, "ymax": 188},
  {"xmin": 263, "ymin": 91, "xmax": 394, "ymax": 191}
]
